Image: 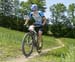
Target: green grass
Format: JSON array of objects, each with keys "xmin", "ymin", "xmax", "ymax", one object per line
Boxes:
[
  {"xmin": 27, "ymin": 37, "xmax": 75, "ymax": 62},
  {"xmin": 27, "ymin": 47, "xmax": 75, "ymax": 62},
  {"xmin": 64, "ymin": 46, "xmax": 75, "ymax": 62},
  {"xmin": 1, "ymin": 27, "xmax": 75, "ymax": 62},
  {"xmin": 0, "ymin": 27, "xmax": 59, "ymax": 61},
  {"xmin": 60, "ymin": 38, "xmax": 75, "ymax": 48},
  {"xmin": 43, "ymin": 35, "xmax": 60, "ymax": 49},
  {"xmin": 0, "ymin": 27, "xmax": 25, "ymax": 61}
]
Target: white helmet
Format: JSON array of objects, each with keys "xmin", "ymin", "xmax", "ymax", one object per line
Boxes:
[{"xmin": 31, "ymin": 4, "xmax": 38, "ymax": 11}]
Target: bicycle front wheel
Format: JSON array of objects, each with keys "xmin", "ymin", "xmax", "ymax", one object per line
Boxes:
[{"xmin": 22, "ymin": 33, "xmax": 33, "ymax": 57}]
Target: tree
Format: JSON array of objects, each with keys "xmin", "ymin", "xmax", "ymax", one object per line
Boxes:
[
  {"xmin": 27, "ymin": 0, "xmax": 46, "ymax": 12},
  {"xmin": 20, "ymin": 1, "xmax": 30, "ymax": 19},
  {"xmin": 0, "ymin": 1, "xmax": 1, "ymax": 14},
  {"xmin": 20, "ymin": 0, "xmax": 46, "ymax": 15},
  {"xmin": 0, "ymin": 0, "xmax": 20, "ymax": 16},
  {"xmin": 50, "ymin": 3, "xmax": 67, "ymax": 36},
  {"xmin": 0, "ymin": 0, "xmax": 4, "ymax": 17},
  {"xmin": 67, "ymin": 3, "xmax": 75, "ymax": 37},
  {"xmin": 0, "ymin": 0, "xmax": 21, "ymax": 29},
  {"xmin": 14, "ymin": 0, "xmax": 20, "ymax": 16},
  {"xmin": 68, "ymin": 3, "xmax": 75, "ymax": 25},
  {"xmin": 0, "ymin": 0, "xmax": 14, "ymax": 16},
  {"xmin": 50, "ymin": 3, "xmax": 66, "ymax": 22}
]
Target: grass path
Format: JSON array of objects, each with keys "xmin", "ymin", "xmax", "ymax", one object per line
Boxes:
[{"xmin": 5, "ymin": 39, "xmax": 65, "ymax": 62}]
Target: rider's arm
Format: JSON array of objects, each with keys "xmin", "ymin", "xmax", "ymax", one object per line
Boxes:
[
  {"xmin": 24, "ymin": 15, "xmax": 30, "ymax": 25},
  {"xmin": 24, "ymin": 18, "xmax": 29, "ymax": 25},
  {"xmin": 39, "ymin": 11, "xmax": 46, "ymax": 26},
  {"xmin": 42, "ymin": 16, "xmax": 46, "ymax": 26},
  {"xmin": 24, "ymin": 12, "xmax": 32, "ymax": 25}
]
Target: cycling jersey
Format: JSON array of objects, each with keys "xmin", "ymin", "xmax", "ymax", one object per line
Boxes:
[{"xmin": 29, "ymin": 11, "xmax": 45, "ymax": 26}]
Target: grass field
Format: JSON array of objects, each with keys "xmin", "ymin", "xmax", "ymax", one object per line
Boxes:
[
  {"xmin": 0, "ymin": 27, "xmax": 75, "ymax": 62},
  {"xmin": 0, "ymin": 27, "xmax": 24, "ymax": 61},
  {"xmin": 27, "ymin": 38, "xmax": 75, "ymax": 62},
  {"xmin": 0, "ymin": 27, "xmax": 60, "ymax": 61}
]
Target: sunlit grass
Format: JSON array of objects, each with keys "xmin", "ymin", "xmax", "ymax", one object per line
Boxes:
[
  {"xmin": 1, "ymin": 27, "xmax": 75, "ymax": 62},
  {"xmin": 0, "ymin": 27, "xmax": 24, "ymax": 61},
  {"xmin": 0, "ymin": 27, "xmax": 59, "ymax": 61},
  {"xmin": 27, "ymin": 37, "xmax": 75, "ymax": 62}
]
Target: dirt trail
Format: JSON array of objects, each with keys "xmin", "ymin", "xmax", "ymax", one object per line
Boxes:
[{"xmin": 5, "ymin": 39, "xmax": 65, "ymax": 62}]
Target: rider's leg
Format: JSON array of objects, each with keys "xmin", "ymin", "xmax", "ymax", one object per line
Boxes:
[{"xmin": 38, "ymin": 30, "xmax": 43, "ymax": 48}]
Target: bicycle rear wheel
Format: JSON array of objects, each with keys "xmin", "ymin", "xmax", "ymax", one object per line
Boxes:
[{"xmin": 22, "ymin": 33, "xmax": 33, "ymax": 57}]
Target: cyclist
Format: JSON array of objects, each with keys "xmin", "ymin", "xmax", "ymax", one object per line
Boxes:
[{"xmin": 24, "ymin": 4, "xmax": 46, "ymax": 52}]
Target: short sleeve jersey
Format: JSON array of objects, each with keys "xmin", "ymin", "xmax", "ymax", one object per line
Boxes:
[{"xmin": 29, "ymin": 11, "xmax": 44, "ymax": 25}]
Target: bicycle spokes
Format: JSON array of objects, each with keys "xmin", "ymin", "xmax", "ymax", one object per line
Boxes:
[
  {"xmin": 25, "ymin": 35, "xmax": 32, "ymax": 52},
  {"xmin": 22, "ymin": 33, "xmax": 33, "ymax": 57}
]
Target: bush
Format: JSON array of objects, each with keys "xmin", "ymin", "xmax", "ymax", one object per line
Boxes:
[
  {"xmin": 0, "ymin": 15, "xmax": 26, "ymax": 31},
  {"xmin": 49, "ymin": 19, "xmax": 75, "ymax": 37}
]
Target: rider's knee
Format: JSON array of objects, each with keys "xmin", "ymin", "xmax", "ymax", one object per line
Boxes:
[{"xmin": 38, "ymin": 30, "xmax": 43, "ymax": 35}]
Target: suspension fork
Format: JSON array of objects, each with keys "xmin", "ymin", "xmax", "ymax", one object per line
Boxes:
[{"xmin": 30, "ymin": 31, "xmax": 37, "ymax": 46}]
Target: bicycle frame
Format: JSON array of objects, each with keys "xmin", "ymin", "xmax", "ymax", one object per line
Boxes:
[{"xmin": 22, "ymin": 25, "xmax": 42, "ymax": 57}]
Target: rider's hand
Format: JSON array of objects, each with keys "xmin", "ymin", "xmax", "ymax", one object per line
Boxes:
[{"xmin": 24, "ymin": 23, "xmax": 26, "ymax": 26}]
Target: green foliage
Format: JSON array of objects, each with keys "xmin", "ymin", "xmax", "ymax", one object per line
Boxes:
[
  {"xmin": 50, "ymin": 3, "xmax": 66, "ymax": 18},
  {"xmin": 0, "ymin": 0, "xmax": 24, "ymax": 31},
  {"xmin": 49, "ymin": 3, "xmax": 75, "ymax": 37},
  {"xmin": 0, "ymin": 15, "xmax": 25, "ymax": 31},
  {"xmin": 20, "ymin": 0, "xmax": 46, "ymax": 16},
  {"xmin": 29, "ymin": 0, "xmax": 45, "ymax": 11},
  {"xmin": 0, "ymin": 0, "xmax": 14, "ymax": 16},
  {"xmin": 68, "ymin": 3, "xmax": 75, "ymax": 25},
  {"xmin": 50, "ymin": 3, "xmax": 66, "ymax": 36}
]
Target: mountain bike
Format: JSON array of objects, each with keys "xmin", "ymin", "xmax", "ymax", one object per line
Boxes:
[{"xmin": 22, "ymin": 25, "xmax": 43, "ymax": 57}]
